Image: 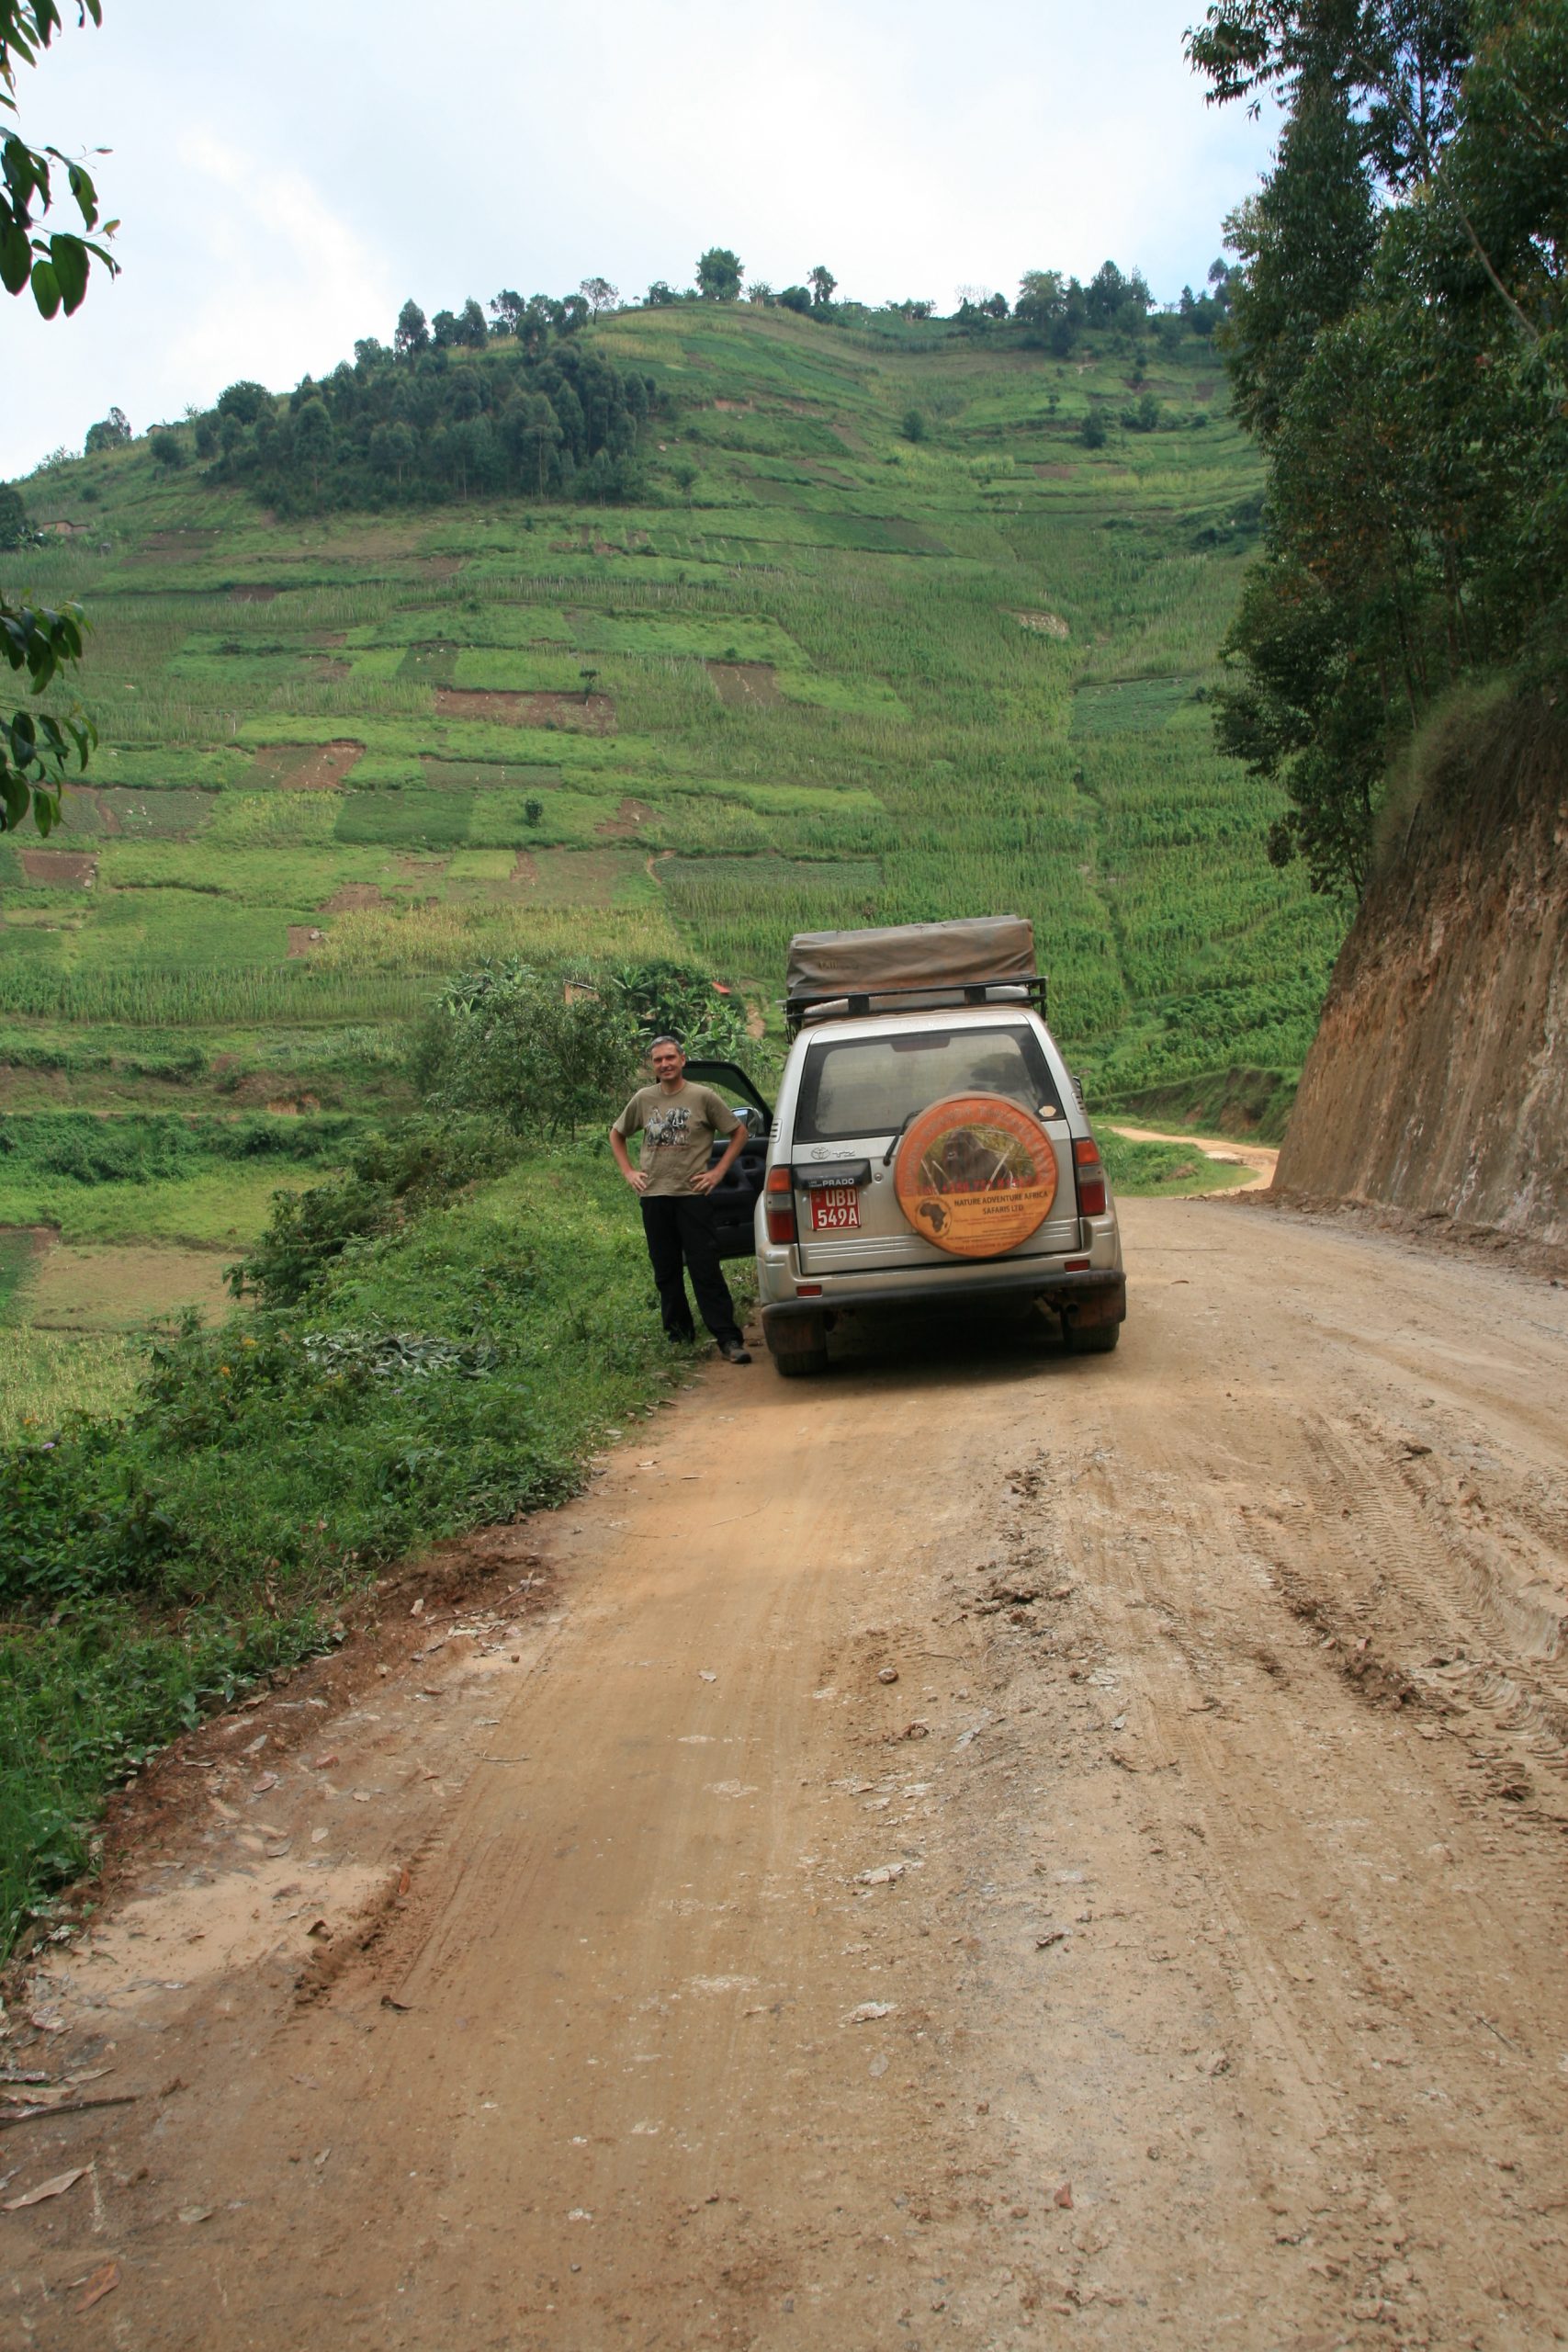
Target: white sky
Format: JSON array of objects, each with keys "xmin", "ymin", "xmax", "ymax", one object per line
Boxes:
[{"xmin": 1, "ymin": 0, "xmax": 1278, "ymax": 481}]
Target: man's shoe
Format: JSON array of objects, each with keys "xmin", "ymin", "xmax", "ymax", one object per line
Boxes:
[
  {"xmin": 668, "ymin": 1328, "xmax": 696, "ymax": 1346},
  {"xmin": 720, "ymin": 1340, "xmax": 752, "ymax": 1364}
]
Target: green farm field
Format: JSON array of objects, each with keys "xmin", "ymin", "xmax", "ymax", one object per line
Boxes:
[{"xmin": 1, "ymin": 305, "xmax": 1343, "ymax": 1364}]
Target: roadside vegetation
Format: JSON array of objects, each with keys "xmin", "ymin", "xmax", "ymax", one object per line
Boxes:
[{"xmin": 0, "ymin": 1109, "xmax": 742, "ymax": 1952}]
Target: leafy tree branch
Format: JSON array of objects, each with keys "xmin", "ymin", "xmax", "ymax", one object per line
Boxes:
[
  {"xmin": 1, "ymin": 0, "xmax": 118, "ymax": 316},
  {"xmin": 2, "ymin": 2, "xmax": 113, "ymax": 831}
]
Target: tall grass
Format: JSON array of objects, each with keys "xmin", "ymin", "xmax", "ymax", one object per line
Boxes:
[
  {"xmin": 0, "ymin": 1332, "xmax": 142, "ymax": 1442},
  {"xmin": 0, "ymin": 965, "xmax": 438, "ymax": 1025}
]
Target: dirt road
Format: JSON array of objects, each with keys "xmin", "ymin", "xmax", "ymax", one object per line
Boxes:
[
  {"xmin": 1107, "ymin": 1125, "xmax": 1280, "ymax": 1191},
  {"xmin": 6, "ymin": 1198, "xmax": 1568, "ymax": 2351}
]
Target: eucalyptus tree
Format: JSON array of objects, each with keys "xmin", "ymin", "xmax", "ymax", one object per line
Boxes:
[{"xmin": 1192, "ymin": 0, "xmax": 1568, "ymax": 894}]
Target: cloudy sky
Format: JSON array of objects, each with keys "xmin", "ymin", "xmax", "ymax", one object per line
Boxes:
[{"xmin": 2, "ymin": 0, "xmax": 1278, "ymax": 481}]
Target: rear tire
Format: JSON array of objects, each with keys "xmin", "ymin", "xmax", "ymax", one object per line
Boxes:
[
  {"xmin": 1066, "ymin": 1320, "xmax": 1122, "ymax": 1354},
  {"xmin": 765, "ymin": 1313, "xmax": 830, "ymax": 1378}
]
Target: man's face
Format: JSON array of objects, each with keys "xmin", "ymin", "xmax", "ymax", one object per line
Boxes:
[{"xmin": 650, "ymin": 1041, "xmax": 685, "ymax": 1087}]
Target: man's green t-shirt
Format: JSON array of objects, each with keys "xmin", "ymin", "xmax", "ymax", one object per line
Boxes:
[{"xmin": 613, "ymin": 1082, "xmax": 739, "ymax": 1198}]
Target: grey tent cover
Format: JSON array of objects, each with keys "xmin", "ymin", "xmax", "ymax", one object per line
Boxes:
[{"xmin": 785, "ymin": 916, "xmax": 1036, "ymax": 995}]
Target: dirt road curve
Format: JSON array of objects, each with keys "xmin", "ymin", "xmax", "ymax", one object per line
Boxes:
[
  {"xmin": 1107, "ymin": 1126, "xmax": 1280, "ymax": 1191},
  {"xmin": 7, "ymin": 1199, "xmax": 1568, "ymax": 2351}
]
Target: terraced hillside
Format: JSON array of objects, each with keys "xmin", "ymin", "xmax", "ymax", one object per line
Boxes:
[
  {"xmin": 0, "ymin": 305, "xmax": 1344, "ymax": 1408},
  {"xmin": 5, "ymin": 307, "xmax": 1342, "ymax": 1067}
]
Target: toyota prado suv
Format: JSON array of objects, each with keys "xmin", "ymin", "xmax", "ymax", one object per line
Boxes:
[{"xmin": 685, "ymin": 918, "xmax": 1126, "ymax": 1380}]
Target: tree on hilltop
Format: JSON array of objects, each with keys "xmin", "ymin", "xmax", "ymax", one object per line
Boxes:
[
  {"xmin": 807, "ymin": 264, "xmax": 837, "ymax": 307},
  {"xmin": 646, "ymin": 279, "xmax": 677, "ymax": 306},
  {"xmin": 394, "ymin": 299, "xmax": 429, "ymax": 356},
  {"xmin": 581, "ymin": 276, "xmax": 618, "ymax": 317},
  {"xmin": 217, "ymin": 379, "xmax": 271, "ymax": 423},
  {"xmin": 521, "ymin": 294, "xmax": 564, "ymax": 355},
  {"xmin": 778, "ymin": 284, "xmax": 810, "ymax": 314},
  {"xmin": 84, "ymin": 403, "xmax": 130, "ymax": 451},
  {"xmin": 1085, "ymin": 260, "xmax": 1151, "ymax": 330},
  {"xmin": 489, "ymin": 288, "xmax": 524, "ymax": 337},
  {"xmin": 696, "ymin": 246, "xmax": 743, "ymax": 300},
  {"xmin": 1016, "ymin": 270, "xmax": 1065, "ymax": 326},
  {"xmin": 1179, "ymin": 259, "xmax": 1235, "ymax": 337}
]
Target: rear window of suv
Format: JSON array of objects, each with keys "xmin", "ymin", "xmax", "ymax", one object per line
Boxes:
[{"xmin": 795, "ymin": 1025, "xmax": 1056, "ymax": 1143}]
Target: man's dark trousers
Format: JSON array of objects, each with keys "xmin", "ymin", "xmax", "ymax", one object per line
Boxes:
[{"xmin": 640, "ymin": 1195, "xmax": 742, "ymax": 1347}]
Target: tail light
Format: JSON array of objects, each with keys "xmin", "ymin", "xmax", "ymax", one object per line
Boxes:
[
  {"xmin": 765, "ymin": 1165, "xmax": 797, "ymax": 1245},
  {"xmin": 1074, "ymin": 1136, "xmax": 1107, "ymax": 1219}
]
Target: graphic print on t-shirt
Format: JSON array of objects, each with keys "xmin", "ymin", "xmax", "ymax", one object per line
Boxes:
[{"xmin": 645, "ymin": 1104, "xmax": 692, "ymax": 1151}]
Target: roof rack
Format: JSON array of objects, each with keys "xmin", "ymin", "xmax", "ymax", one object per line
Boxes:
[{"xmin": 783, "ymin": 974, "xmax": 1048, "ymax": 1039}]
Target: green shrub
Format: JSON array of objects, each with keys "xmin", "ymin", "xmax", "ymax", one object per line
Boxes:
[
  {"xmin": 228, "ymin": 1117, "xmax": 510, "ymax": 1306},
  {"xmin": 411, "ymin": 964, "xmax": 644, "ymax": 1137}
]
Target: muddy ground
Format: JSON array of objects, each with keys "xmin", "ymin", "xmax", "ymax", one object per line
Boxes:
[{"xmin": 3, "ymin": 1197, "xmax": 1566, "ymax": 2351}]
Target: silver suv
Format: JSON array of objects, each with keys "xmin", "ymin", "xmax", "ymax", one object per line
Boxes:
[{"xmin": 751, "ymin": 926, "xmax": 1125, "ymax": 1378}]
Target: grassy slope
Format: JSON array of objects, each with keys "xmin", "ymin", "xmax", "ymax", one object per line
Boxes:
[{"xmin": 4, "ymin": 307, "xmax": 1341, "ymax": 1107}]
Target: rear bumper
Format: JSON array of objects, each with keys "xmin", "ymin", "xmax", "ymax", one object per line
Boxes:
[{"xmin": 761, "ymin": 1264, "xmax": 1125, "ymax": 1330}]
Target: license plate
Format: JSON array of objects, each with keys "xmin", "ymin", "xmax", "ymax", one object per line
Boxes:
[{"xmin": 809, "ymin": 1183, "xmax": 861, "ymax": 1231}]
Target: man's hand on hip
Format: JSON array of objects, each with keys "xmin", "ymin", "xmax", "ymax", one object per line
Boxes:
[
  {"xmin": 689, "ymin": 1168, "xmax": 720, "ymax": 1195},
  {"xmin": 625, "ymin": 1168, "xmax": 649, "ymax": 1193}
]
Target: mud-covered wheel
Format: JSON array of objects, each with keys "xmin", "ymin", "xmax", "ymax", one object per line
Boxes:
[
  {"xmin": 773, "ymin": 1345, "xmax": 829, "ymax": 1378},
  {"xmin": 1066, "ymin": 1320, "xmax": 1121, "ymax": 1354}
]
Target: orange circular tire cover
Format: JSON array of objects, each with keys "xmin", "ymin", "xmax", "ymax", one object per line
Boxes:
[{"xmin": 893, "ymin": 1093, "xmax": 1059, "ymax": 1259}]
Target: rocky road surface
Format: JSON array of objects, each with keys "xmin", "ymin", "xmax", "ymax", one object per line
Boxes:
[{"xmin": 5, "ymin": 1197, "xmax": 1567, "ymax": 2351}]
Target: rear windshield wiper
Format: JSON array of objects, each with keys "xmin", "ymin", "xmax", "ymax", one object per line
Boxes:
[{"xmin": 882, "ymin": 1112, "xmax": 919, "ymax": 1166}]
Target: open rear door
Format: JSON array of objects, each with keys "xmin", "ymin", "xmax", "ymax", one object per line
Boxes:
[{"xmin": 683, "ymin": 1059, "xmax": 773, "ymax": 1261}]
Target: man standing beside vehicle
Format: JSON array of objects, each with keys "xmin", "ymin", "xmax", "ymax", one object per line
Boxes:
[{"xmin": 611, "ymin": 1036, "xmax": 752, "ymax": 1363}]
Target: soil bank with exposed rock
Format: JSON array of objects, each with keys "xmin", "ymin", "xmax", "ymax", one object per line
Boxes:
[{"xmin": 1277, "ymin": 689, "xmax": 1567, "ymax": 1250}]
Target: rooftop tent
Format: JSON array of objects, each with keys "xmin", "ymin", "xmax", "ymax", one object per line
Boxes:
[{"xmin": 785, "ymin": 917, "xmax": 1036, "ymax": 997}]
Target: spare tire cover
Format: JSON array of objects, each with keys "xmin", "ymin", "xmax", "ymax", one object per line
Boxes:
[{"xmin": 893, "ymin": 1093, "xmax": 1059, "ymax": 1260}]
